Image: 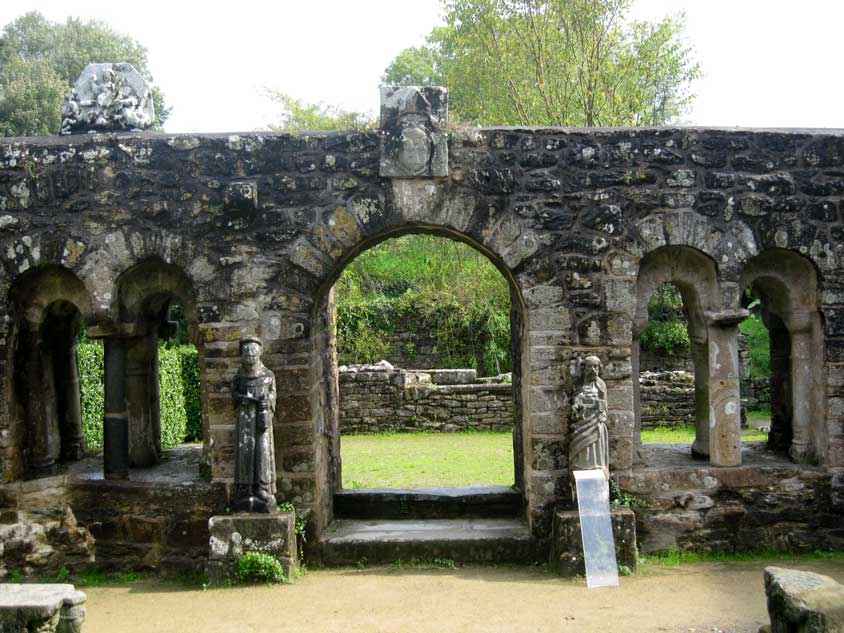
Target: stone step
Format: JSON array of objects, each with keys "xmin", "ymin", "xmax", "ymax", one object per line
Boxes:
[
  {"xmin": 320, "ymin": 518, "xmax": 537, "ymax": 565},
  {"xmin": 334, "ymin": 486, "xmax": 523, "ymax": 519}
]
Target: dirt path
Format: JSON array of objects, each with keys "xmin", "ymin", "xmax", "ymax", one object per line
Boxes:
[{"xmin": 82, "ymin": 559, "xmax": 844, "ymax": 633}]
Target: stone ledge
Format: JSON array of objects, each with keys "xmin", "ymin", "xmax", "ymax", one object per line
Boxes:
[
  {"xmin": 0, "ymin": 584, "xmax": 86, "ymax": 633},
  {"xmin": 762, "ymin": 566, "xmax": 844, "ymax": 633}
]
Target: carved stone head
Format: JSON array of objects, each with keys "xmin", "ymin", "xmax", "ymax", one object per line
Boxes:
[
  {"xmin": 583, "ymin": 355, "xmax": 602, "ymax": 383},
  {"xmin": 239, "ymin": 337, "xmax": 263, "ymax": 370}
]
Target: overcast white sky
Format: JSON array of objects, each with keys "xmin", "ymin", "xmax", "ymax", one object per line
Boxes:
[{"xmin": 1, "ymin": 1, "xmax": 842, "ymax": 132}]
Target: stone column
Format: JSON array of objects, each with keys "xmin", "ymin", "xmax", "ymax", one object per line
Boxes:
[
  {"xmin": 630, "ymin": 339, "xmax": 643, "ymax": 463},
  {"xmin": 22, "ymin": 326, "xmax": 61, "ymax": 476},
  {"xmin": 56, "ymin": 336, "xmax": 85, "ymax": 461},
  {"xmin": 103, "ymin": 337, "xmax": 129, "ymax": 479},
  {"xmin": 786, "ymin": 312, "xmax": 815, "ymax": 464},
  {"xmin": 126, "ymin": 333, "xmax": 161, "ymax": 467},
  {"xmin": 690, "ymin": 337, "xmax": 711, "ymax": 459},
  {"xmin": 705, "ymin": 309, "xmax": 748, "ymax": 467}
]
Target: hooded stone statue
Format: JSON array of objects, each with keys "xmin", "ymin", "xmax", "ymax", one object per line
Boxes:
[{"xmin": 232, "ymin": 337, "xmax": 277, "ymax": 513}]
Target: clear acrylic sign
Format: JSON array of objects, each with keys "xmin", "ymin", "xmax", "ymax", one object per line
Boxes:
[{"xmin": 574, "ymin": 469, "xmax": 619, "ymax": 588}]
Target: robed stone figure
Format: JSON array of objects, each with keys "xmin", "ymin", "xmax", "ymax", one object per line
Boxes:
[
  {"xmin": 569, "ymin": 356, "xmax": 609, "ymax": 478},
  {"xmin": 232, "ymin": 337, "xmax": 277, "ymax": 513}
]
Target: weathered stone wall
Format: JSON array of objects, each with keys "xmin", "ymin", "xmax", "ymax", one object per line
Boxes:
[
  {"xmin": 339, "ymin": 364, "xmax": 513, "ymax": 434},
  {"xmin": 618, "ymin": 450, "xmax": 844, "ymax": 554},
  {"xmin": 1, "ymin": 123, "xmax": 843, "ymax": 550},
  {"xmin": 639, "ymin": 370, "xmax": 695, "ymax": 428}
]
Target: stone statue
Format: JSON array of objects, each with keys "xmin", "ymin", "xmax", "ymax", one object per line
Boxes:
[
  {"xmin": 570, "ymin": 355, "xmax": 609, "ymax": 478},
  {"xmin": 232, "ymin": 337, "xmax": 277, "ymax": 513},
  {"xmin": 60, "ymin": 63, "xmax": 154, "ymax": 135}
]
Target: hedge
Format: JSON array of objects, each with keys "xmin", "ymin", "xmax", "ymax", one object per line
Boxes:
[{"xmin": 78, "ymin": 342, "xmax": 202, "ymax": 450}]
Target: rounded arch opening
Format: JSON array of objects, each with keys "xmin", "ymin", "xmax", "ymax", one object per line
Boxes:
[
  {"xmin": 111, "ymin": 259, "xmax": 204, "ymax": 468},
  {"xmin": 632, "ymin": 245, "xmax": 720, "ymax": 463},
  {"xmin": 740, "ymin": 249, "xmax": 826, "ymax": 464},
  {"xmin": 9, "ymin": 266, "xmax": 94, "ymax": 478},
  {"xmin": 309, "ymin": 227, "xmax": 529, "ymax": 504}
]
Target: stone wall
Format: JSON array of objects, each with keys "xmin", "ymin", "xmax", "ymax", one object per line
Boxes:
[
  {"xmin": 339, "ymin": 363, "xmax": 513, "ymax": 434},
  {"xmin": 639, "ymin": 370, "xmax": 695, "ymax": 428},
  {"xmin": 1, "ymin": 105, "xmax": 844, "ymax": 549}
]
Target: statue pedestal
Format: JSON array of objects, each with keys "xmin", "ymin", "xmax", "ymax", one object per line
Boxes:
[
  {"xmin": 551, "ymin": 508, "xmax": 637, "ymax": 576},
  {"xmin": 206, "ymin": 512, "xmax": 297, "ymax": 585}
]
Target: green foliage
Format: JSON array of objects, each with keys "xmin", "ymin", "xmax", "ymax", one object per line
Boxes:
[
  {"xmin": 639, "ymin": 549, "xmax": 844, "ymax": 568},
  {"xmin": 0, "ymin": 11, "xmax": 170, "ymax": 136},
  {"xmin": 265, "ymin": 90, "xmax": 374, "ymax": 132},
  {"xmin": 78, "ymin": 341, "xmax": 202, "ymax": 450},
  {"xmin": 609, "ymin": 478, "xmax": 648, "ymax": 509},
  {"xmin": 77, "ymin": 569, "xmax": 142, "ymax": 586},
  {"xmin": 237, "ymin": 552, "xmax": 288, "ymax": 584},
  {"xmin": 640, "ymin": 320, "xmax": 689, "ymax": 355},
  {"xmin": 336, "ymin": 234, "xmax": 512, "ymax": 375},
  {"xmin": 176, "ymin": 346, "xmax": 202, "ymax": 442},
  {"xmin": 79, "ymin": 340, "xmax": 105, "ymax": 449},
  {"xmin": 739, "ymin": 314, "xmax": 771, "ymax": 378},
  {"xmin": 276, "ymin": 502, "xmax": 307, "ymax": 544},
  {"xmin": 640, "ymin": 284, "xmax": 689, "ymax": 355},
  {"xmin": 390, "ymin": 557, "xmax": 457, "ymax": 569},
  {"xmin": 384, "ymin": 0, "xmax": 699, "ymax": 126},
  {"xmin": 158, "ymin": 346, "xmax": 187, "ymax": 449}
]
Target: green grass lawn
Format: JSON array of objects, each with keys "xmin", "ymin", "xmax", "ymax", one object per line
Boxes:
[
  {"xmin": 642, "ymin": 423, "xmax": 768, "ymax": 444},
  {"xmin": 341, "ymin": 422, "xmax": 771, "ymax": 489},
  {"xmin": 341, "ymin": 431, "xmax": 515, "ymax": 489}
]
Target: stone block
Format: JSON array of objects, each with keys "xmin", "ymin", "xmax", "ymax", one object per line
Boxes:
[
  {"xmin": 206, "ymin": 512, "xmax": 297, "ymax": 585},
  {"xmin": 380, "ymin": 86, "xmax": 448, "ymax": 178},
  {"xmin": 551, "ymin": 508, "xmax": 637, "ymax": 576},
  {"xmin": 0, "ymin": 584, "xmax": 86, "ymax": 632},
  {"xmin": 763, "ymin": 566, "xmax": 844, "ymax": 632}
]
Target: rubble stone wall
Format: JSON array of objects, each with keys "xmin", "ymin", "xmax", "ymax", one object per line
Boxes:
[
  {"xmin": 639, "ymin": 370, "xmax": 696, "ymax": 428},
  {"xmin": 2, "ymin": 124, "xmax": 844, "ymax": 548},
  {"xmin": 339, "ymin": 364, "xmax": 514, "ymax": 434}
]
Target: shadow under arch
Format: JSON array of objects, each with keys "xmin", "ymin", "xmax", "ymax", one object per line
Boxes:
[
  {"xmin": 9, "ymin": 265, "xmax": 94, "ymax": 478},
  {"xmin": 740, "ymin": 248, "xmax": 826, "ymax": 464},
  {"xmin": 307, "ymin": 225, "xmax": 530, "ymax": 531},
  {"xmin": 112, "ymin": 259, "xmax": 202, "ymax": 468},
  {"xmin": 633, "ymin": 245, "xmax": 720, "ymax": 462}
]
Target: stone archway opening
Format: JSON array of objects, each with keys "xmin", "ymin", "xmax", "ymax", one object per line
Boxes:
[
  {"xmin": 331, "ymin": 233, "xmax": 517, "ymax": 491},
  {"xmin": 10, "ymin": 266, "xmax": 93, "ymax": 479},
  {"xmin": 633, "ymin": 246, "xmax": 720, "ymax": 464},
  {"xmin": 740, "ymin": 250, "xmax": 826, "ymax": 464}
]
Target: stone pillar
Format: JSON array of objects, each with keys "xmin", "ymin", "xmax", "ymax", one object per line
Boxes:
[
  {"xmin": 690, "ymin": 337, "xmax": 711, "ymax": 459},
  {"xmin": 103, "ymin": 337, "xmax": 129, "ymax": 479},
  {"xmin": 126, "ymin": 334, "xmax": 161, "ymax": 467},
  {"xmin": 56, "ymin": 336, "xmax": 85, "ymax": 461},
  {"xmin": 21, "ymin": 326, "xmax": 61, "ymax": 476},
  {"xmin": 787, "ymin": 313, "xmax": 815, "ymax": 464},
  {"xmin": 705, "ymin": 309, "xmax": 748, "ymax": 467},
  {"xmin": 630, "ymin": 339, "xmax": 643, "ymax": 463}
]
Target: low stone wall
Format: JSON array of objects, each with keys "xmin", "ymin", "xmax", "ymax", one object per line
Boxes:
[
  {"xmin": 639, "ymin": 370, "xmax": 695, "ymax": 428},
  {"xmin": 339, "ymin": 363, "xmax": 514, "ymax": 434},
  {"xmin": 618, "ymin": 447, "xmax": 844, "ymax": 555},
  {"xmin": 743, "ymin": 376, "xmax": 771, "ymax": 411}
]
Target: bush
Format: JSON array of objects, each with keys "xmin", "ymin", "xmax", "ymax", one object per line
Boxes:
[
  {"xmin": 176, "ymin": 346, "xmax": 202, "ymax": 442},
  {"xmin": 740, "ymin": 314, "xmax": 771, "ymax": 378},
  {"xmin": 78, "ymin": 341, "xmax": 104, "ymax": 449},
  {"xmin": 158, "ymin": 346, "xmax": 187, "ymax": 449},
  {"xmin": 640, "ymin": 320, "xmax": 690, "ymax": 355},
  {"xmin": 237, "ymin": 552, "xmax": 288, "ymax": 584},
  {"xmin": 77, "ymin": 341, "xmax": 202, "ymax": 450}
]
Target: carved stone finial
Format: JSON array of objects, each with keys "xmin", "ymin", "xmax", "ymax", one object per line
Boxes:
[
  {"xmin": 379, "ymin": 86, "xmax": 448, "ymax": 178},
  {"xmin": 60, "ymin": 62, "xmax": 154, "ymax": 135}
]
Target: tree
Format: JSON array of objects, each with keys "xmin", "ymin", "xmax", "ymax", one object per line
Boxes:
[
  {"xmin": 384, "ymin": 0, "xmax": 699, "ymax": 127},
  {"xmin": 265, "ymin": 90, "xmax": 374, "ymax": 133},
  {"xmin": 0, "ymin": 11, "xmax": 170, "ymax": 137}
]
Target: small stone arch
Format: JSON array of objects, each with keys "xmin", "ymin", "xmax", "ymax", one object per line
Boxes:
[
  {"xmin": 108, "ymin": 259, "xmax": 201, "ymax": 469},
  {"xmin": 8, "ymin": 265, "xmax": 94, "ymax": 478},
  {"xmin": 740, "ymin": 248, "xmax": 826, "ymax": 464},
  {"xmin": 632, "ymin": 245, "xmax": 727, "ymax": 463}
]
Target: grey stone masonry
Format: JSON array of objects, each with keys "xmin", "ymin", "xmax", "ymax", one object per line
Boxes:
[
  {"xmin": 0, "ymin": 584, "xmax": 86, "ymax": 633},
  {"xmin": 339, "ymin": 363, "xmax": 514, "ymax": 434},
  {"xmin": 639, "ymin": 370, "xmax": 695, "ymax": 428},
  {"xmin": 762, "ymin": 566, "xmax": 844, "ymax": 632}
]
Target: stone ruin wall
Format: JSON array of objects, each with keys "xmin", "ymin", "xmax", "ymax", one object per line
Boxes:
[
  {"xmin": 339, "ymin": 364, "xmax": 513, "ymax": 434},
  {"xmin": 0, "ymin": 119, "xmax": 843, "ymax": 555}
]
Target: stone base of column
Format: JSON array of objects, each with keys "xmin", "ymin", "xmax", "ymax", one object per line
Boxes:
[{"xmin": 550, "ymin": 508, "xmax": 637, "ymax": 576}]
